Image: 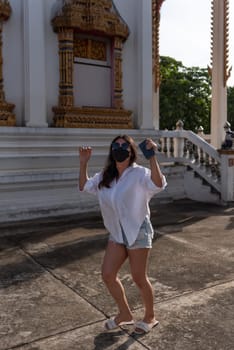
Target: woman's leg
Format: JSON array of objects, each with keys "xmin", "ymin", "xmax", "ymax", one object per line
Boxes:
[
  {"xmin": 128, "ymin": 248, "xmax": 156, "ymax": 323},
  {"xmin": 102, "ymin": 241, "xmax": 133, "ymax": 324}
]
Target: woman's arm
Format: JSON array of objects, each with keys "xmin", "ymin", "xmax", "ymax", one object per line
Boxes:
[
  {"xmin": 145, "ymin": 139, "xmax": 164, "ymax": 188},
  {"xmin": 79, "ymin": 146, "xmax": 92, "ymax": 191},
  {"xmin": 149, "ymin": 156, "xmax": 164, "ymax": 188}
]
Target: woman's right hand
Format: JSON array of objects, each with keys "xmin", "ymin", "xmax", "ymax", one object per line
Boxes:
[{"xmin": 79, "ymin": 146, "xmax": 92, "ymax": 164}]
